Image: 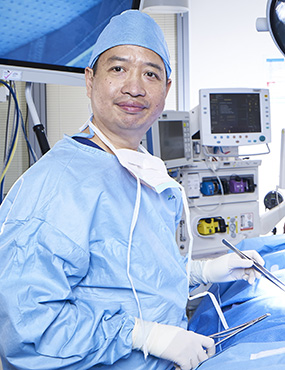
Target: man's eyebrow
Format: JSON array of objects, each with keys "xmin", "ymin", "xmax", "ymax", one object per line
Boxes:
[
  {"xmin": 145, "ymin": 62, "xmax": 163, "ymax": 73},
  {"xmin": 106, "ymin": 56, "xmax": 163, "ymax": 73},
  {"xmin": 107, "ymin": 56, "xmax": 129, "ymax": 63}
]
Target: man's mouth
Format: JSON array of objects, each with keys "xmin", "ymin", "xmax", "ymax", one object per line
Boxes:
[{"xmin": 116, "ymin": 101, "xmax": 147, "ymax": 113}]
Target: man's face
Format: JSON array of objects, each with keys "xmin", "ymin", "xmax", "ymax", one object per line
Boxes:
[{"xmin": 85, "ymin": 44, "xmax": 171, "ymax": 149}]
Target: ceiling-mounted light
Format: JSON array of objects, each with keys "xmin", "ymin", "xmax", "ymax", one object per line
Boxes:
[
  {"xmin": 139, "ymin": 0, "xmax": 189, "ymax": 14},
  {"xmin": 256, "ymin": 0, "xmax": 285, "ymax": 56}
]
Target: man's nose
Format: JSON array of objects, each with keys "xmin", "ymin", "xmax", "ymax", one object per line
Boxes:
[{"xmin": 121, "ymin": 72, "xmax": 146, "ymax": 97}]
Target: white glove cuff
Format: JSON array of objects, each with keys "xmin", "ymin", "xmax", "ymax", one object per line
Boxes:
[
  {"xmin": 202, "ymin": 259, "xmax": 214, "ymax": 284},
  {"xmin": 132, "ymin": 318, "xmax": 184, "ymax": 359},
  {"xmin": 145, "ymin": 322, "xmax": 183, "ymax": 358},
  {"xmin": 132, "ymin": 318, "xmax": 155, "ymax": 351},
  {"xmin": 189, "ymin": 259, "xmax": 208, "ymax": 286}
]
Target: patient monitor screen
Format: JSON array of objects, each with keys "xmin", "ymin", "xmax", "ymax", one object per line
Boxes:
[
  {"xmin": 159, "ymin": 120, "xmax": 184, "ymax": 160},
  {"xmin": 210, "ymin": 93, "xmax": 262, "ymax": 134}
]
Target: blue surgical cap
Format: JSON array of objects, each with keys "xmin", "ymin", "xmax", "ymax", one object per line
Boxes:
[{"xmin": 88, "ymin": 10, "xmax": 171, "ymax": 79}]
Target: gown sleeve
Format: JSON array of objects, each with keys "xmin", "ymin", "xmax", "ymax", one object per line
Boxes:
[{"xmin": 0, "ymin": 182, "xmax": 135, "ymax": 369}]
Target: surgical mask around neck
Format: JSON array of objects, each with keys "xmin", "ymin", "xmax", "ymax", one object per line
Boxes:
[{"xmin": 86, "ymin": 119, "xmax": 180, "ymax": 194}]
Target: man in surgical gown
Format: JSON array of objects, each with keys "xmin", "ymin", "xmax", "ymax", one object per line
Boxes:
[{"xmin": 0, "ymin": 10, "xmax": 264, "ymax": 370}]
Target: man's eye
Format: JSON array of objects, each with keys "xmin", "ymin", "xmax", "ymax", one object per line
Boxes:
[
  {"xmin": 146, "ymin": 71, "xmax": 159, "ymax": 79},
  {"xmin": 112, "ymin": 66, "xmax": 123, "ymax": 72}
]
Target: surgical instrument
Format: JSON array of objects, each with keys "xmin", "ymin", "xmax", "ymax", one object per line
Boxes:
[
  {"xmin": 222, "ymin": 238, "xmax": 285, "ymax": 292},
  {"xmin": 174, "ymin": 314, "xmax": 271, "ymax": 369},
  {"xmin": 209, "ymin": 313, "xmax": 271, "ymax": 345}
]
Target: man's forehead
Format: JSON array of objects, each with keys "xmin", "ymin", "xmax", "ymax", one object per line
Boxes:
[{"xmin": 100, "ymin": 45, "xmax": 165, "ymax": 68}]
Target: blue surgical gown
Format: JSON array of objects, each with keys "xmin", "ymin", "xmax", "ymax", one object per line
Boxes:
[{"xmin": 0, "ymin": 135, "xmax": 189, "ymax": 370}]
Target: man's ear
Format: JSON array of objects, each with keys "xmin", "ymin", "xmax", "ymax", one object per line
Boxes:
[
  {"xmin": 85, "ymin": 67, "xmax": 94, "ymax": 99},
  {"xmin": 166, "ymin": 78, "xmax": 172, "ymax": 97}
]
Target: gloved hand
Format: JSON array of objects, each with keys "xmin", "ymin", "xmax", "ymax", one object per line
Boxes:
[
  {"xmin": 202, "ymin": 250, "xmax": 265, "ymax": 284},
  {"xmin": 132, "ymin": 318, "xmax": 215, "ymax": 370}
]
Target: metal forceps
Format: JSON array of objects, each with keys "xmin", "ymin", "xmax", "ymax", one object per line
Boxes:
[
  {"xmin": 209, "ymin": 313, "xmax": 271, "ymax": 345},
  {"xmin": 222, "ymin": 238, "xmax": 285, "ymax": 293},
  {"xmin": 174, "ymin": 314, "xmax": 271, "ymax": 370}
]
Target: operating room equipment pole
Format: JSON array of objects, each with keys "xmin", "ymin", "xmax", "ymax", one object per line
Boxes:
[
  {"xmin": 279, "ymin": 128, "xmax": 285, "ymax": 189},
  {"xmin": 25, "ymin": 82, "xmax": 50, "ymax": 155}
]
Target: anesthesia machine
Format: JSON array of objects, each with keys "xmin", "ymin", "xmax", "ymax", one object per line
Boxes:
[{"xmin": 147, "ymin": 88, "xmax": 272, "ymax": 259}]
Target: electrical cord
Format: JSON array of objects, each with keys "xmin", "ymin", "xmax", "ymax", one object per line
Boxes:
[
  {"xmin": 0, "ymin": 80, "xmax": 37, "ymax": 203},
  {"xmin": 4, "ymin": 83, "xmax": 12, "ymax": 161},
  {"xmin": 12, "ymin": 81, "xmax": 38, "ymax": 164},
  {"xmin": 0, "ymin": 81, "xmax": 20, "ymax": 203}
]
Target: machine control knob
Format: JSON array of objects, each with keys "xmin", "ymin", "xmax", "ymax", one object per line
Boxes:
[{"xmin": 259, "ymin": 135, "xmax": 266, "ymax": 142}]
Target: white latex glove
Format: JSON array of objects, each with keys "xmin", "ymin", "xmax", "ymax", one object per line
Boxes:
[
  {"xmin": 202, "ymin": 250, "xmax": 265, "ymax": 284},
  {"xmin": 132, "ymin": 318, "xmax": 215, "ymax": 370}
]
